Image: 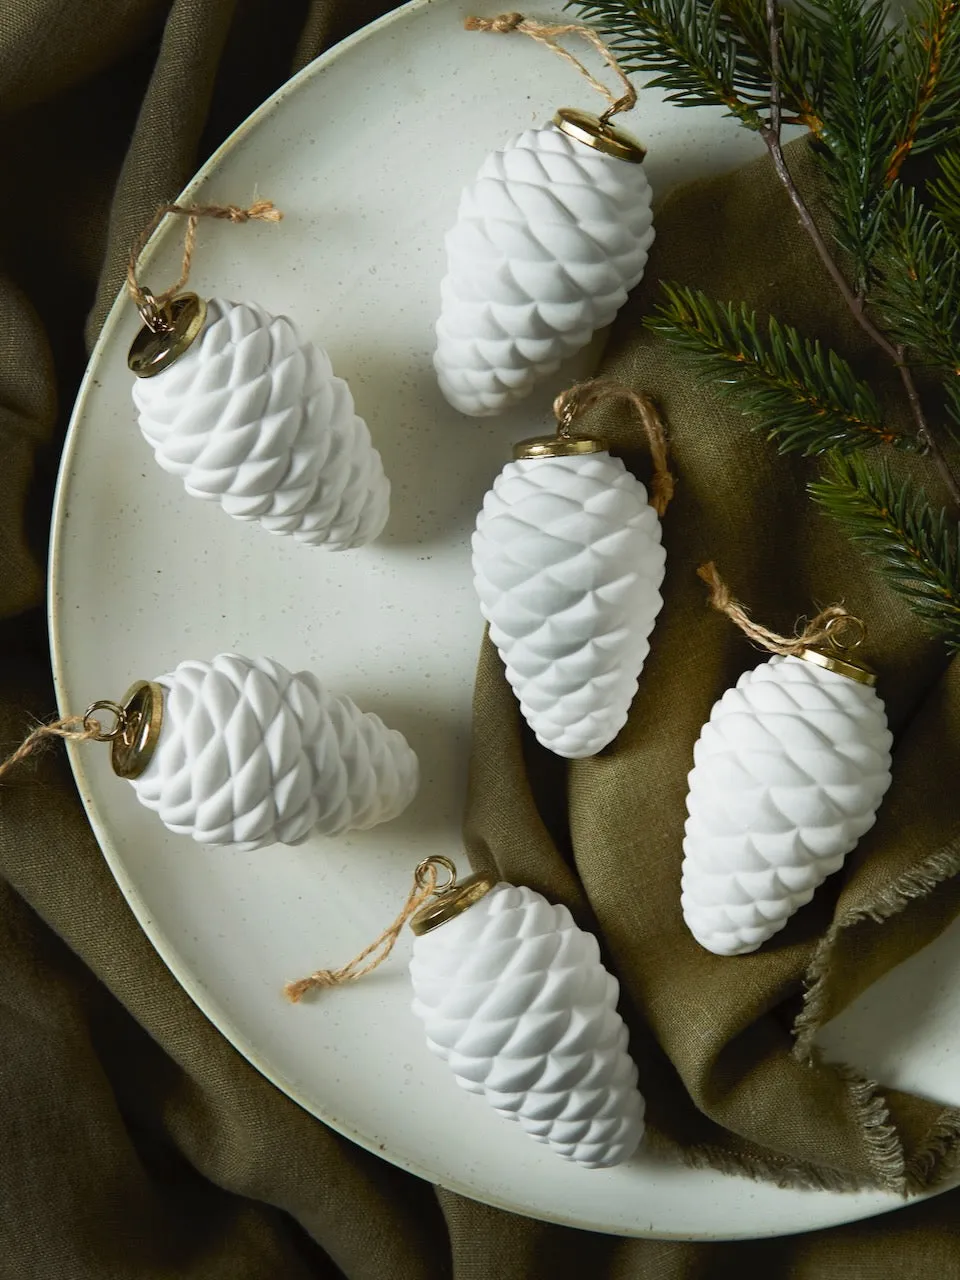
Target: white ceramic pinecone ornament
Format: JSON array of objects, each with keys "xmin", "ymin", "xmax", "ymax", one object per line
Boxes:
[
  {"xmin": 410, "ymin": 880, "xmax": 645, "ymax": 1168},
  {"xmin": 129, "ymin": 654, "xmax": 418, "ymax": 849},
  {"xmin": 473, "ymin": 451, "xmax": 665, "ymax": 758},
  {"xmin": 132, "ymin": 299, "xmax": 390, "ymax": 547},
  {"xmin": 434, "ymin": 121, "xmax": 654, "ymax": 416},
  {"xmin": 681, "ymin": 655, "xmax": 893, "ymax": 956}
]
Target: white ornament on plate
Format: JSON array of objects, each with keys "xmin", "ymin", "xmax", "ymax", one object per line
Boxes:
[
  {"xmin": 473, "ymin": 425, "xmax": 666, "ymax": 758},
  {"xmin": 129, "ymin": 653, "xmax": 418, "ymax": 849},
  {"xmin": 434, "ymin": 115, "xmax": 654, "ymax": 417},
  {"xmin": 681, "ymin": 653, "xmax": 893, "ymax": 956},
  {"xmin": 409, "ymin": 876, "xmax": 645, "ymax": 1169},
  {"xmin": 132, "ymin": 298, "xmax": 390, "ymax": 548}
]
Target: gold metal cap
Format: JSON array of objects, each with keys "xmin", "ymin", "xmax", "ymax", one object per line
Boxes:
[
  {"xmin": 554, "ymin": 107, "xmax": 647, "ymax": 164},
  {"xmin": 513, "ymin": 434, "xmax": 608, "ymax": 459},
  {"xmin": 410, "ymin": 871, "xmax": 497, "ymax": 936},
  {"xmin": 796, "ymin": 614, "xmax": 877, "ymax": 686},
  {"xmin": 110, "ymin": 680, "xmax": 165, "ymax": 778},
  {"xmin": 85, "ymin": 681, "xmax": 164, "ymax": 780},
  {"xmin": 128, "ymin": 293, "xmax": 207, "ymax": 378},
  {"xmin": 82, "ymin": 680, "xmax": 164, "ymax": 778},
  {"xmin": 797, "ymin": 647, "xmax": 878, "ymax": 687}
]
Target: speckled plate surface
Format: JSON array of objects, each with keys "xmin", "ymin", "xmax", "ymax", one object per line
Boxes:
[{"xmin": 50, "ymin": 0, "xmax": 960, "ymax": 1239}]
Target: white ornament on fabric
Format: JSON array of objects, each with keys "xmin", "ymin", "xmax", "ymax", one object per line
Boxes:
[
  {"xmin": 133, "ymin": 299, "xmax": 390, "ymax": 548},
  {"xmin": 681, "ymin": 654, "xmax": 893, "ymax": 956},
  {"xmin": 472, "ymin": 450, "xmax": 665, "ymax": 758},
  {"xmin": 434, "ymin": 122, "xmax": 654, "ymax": 417},
  {"xmin": 410, "ymin": 881, "xmax": 645, "ymax": 1168},
  {"xmin": 129, "ymin": 654, "xmax": 418, "ymax": 850}
]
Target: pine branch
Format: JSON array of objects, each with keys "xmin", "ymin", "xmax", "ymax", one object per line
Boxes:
[
  {"xmin": 930, "ymin": 149, "xmax": 960, "ymax": 245},
  {"xmin": 873, "ymin": 184, "xmax": 960, "ymax": 369},
  {"xmin": 647, "ymin": 284, "xmax": 910, "ymax": 454},
  {"xmin": 798, "ymin": 0, "xmax": 898, "ymax": 290},
  {"xmin": 574, "ymin": 0, "xmax": 769, "ymax": 127},
  {"xmin": 766, "ymin": 4, "xmax": 825, "ymax": 132},
  {"xmin": 582, "ymin": 0, "xmax": 960, "ymax": 648},
  {"xmin": 887, "ymin": 0, "xmax": 960, "ymax": 183},
  {"xmin": 758, "ymin": 0, "xmax": 960, "ymax": 506},
  {"xmin": 573, "ymin": 0, "xmax": 826, "ymax": 128},
  {"xmin": 810, "ymin": 453, "xmax": 960, "ymax": 648},
  {"xmin": 713, "ymin": 0, "xmax": 826, "ymax": 129}
]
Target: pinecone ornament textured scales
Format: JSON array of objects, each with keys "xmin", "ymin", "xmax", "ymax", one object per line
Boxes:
[
  {"xmin": 129, "ymin": 654, "xmax": 419, "ymax": 850},
  {"xmin": 681, "ymin": 655, "xmax": 893, "ymax": 956},
  {"xmin": 434, "ymin": 122, "xmax": 654, "ymax": 416},
  {"xmin": 472, "ymin": 451, "xmax": 665, "ymax": 758},
  {"xmin": 410, "ymin": 882, "xmax": 645, "ymax": 1168},
  {"xmin": 133, "ymin": 299, "xmax": 390, "ymax": 548}
]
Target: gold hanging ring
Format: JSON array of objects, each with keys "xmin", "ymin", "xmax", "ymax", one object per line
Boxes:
[
  {"xmin": 415, "ymin": 855, "xmax": 458, "ymax": 894},
  {"xmin": 553, "ymin": 387, "xmax": 582, "ymax": 437},
  {"xmin": 82, "ymin": 700, "xmax": 127, "ymax": 742},
  {"xmin": 137, "ymin": 288, "xmax": 174, "ymax": 334},
  {"xmin": 824, "ymin": 614, "xmax": 867, "ymax": 652}
]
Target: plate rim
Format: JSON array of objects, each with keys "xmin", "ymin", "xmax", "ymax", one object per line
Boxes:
[{"xmin": 46, "ymin": 0, "xmax": 927, "ymax": 1241}]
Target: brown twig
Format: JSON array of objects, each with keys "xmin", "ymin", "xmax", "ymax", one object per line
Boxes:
[{"xmin": 761, "ymin": 0, "xmax": 960, "ymax": 511}]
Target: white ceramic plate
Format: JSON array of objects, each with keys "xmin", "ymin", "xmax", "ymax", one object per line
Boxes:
[{"xmin": 50, "ymin": 0, "xmax": 960, "ymax": 1239}]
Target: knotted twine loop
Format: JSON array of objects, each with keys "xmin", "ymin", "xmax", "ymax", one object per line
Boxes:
[
  {"xmin": 698, "ymin": 562, "xmax": 862, "ymax": 655},
  {"xmin": 0, "ymin": 714, "xmax": 107, "ymax": 784},
  {"xmin": 554, "ymin": 379, "xmax": 675, "ymax": 517},
  {"xmin": 465, "ymin": 13, "xmax": 637, "ymax": 122},
  {"xmin": 126, "ymin": 199, "xmax": 283, "ymax": 329},
  {"xmin": 284, "ymin": 857, "xmax": 457, "ymax": 1003}
]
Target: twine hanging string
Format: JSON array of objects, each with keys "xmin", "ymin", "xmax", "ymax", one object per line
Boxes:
[
  {"xmin": 465, "ymin": 13, "xmax": 637, "ymax": 122},
  {"xmin": 697, "ymin": 562, "xmax": 864, "ymax": 655},
  {"xmin": 126, "ymin": 199, "xmax": 282, "ymax": 329},
  {"xmin": 0, "ymin": 713, "xmax": 109, "ymax": 785},
  {"xmin": 284, "ymin": 858, "xmax": 455, "ymax": 1003},
  {"xmin": 554, "ymin": 379, "xmax": 675, "ymax": 517}
]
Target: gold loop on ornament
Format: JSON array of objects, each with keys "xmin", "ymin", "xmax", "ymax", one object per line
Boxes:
[
  {"xmin": 415, "ymin": 855, "xmax": 459, "ymax": 894},
  {"xmin": 82, "ymin": 700, "xmax": 127, "ymax": 742},
  {"xmin": 556, "ymin": 391, "xmax": 579, "ymax": 437},
  {"xmin": 410, "ymin": 859, "xmax": 497, "ymax": 937},
  {"xmin": 823, "ymin": 613, "xmax": 867, "ymax": 653},
  {"xmin": 136, "ymin": 288, "xmax": 171, "ymax": 334}
]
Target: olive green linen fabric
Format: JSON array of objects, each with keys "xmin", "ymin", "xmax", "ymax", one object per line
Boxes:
[
  {"xmin": 467, "ymin": 141, "xmax": 960, "ymax": 1193},
  {"xmin": 2, "ymin": 2, "xmax": 960, "ymax": 1277}
]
